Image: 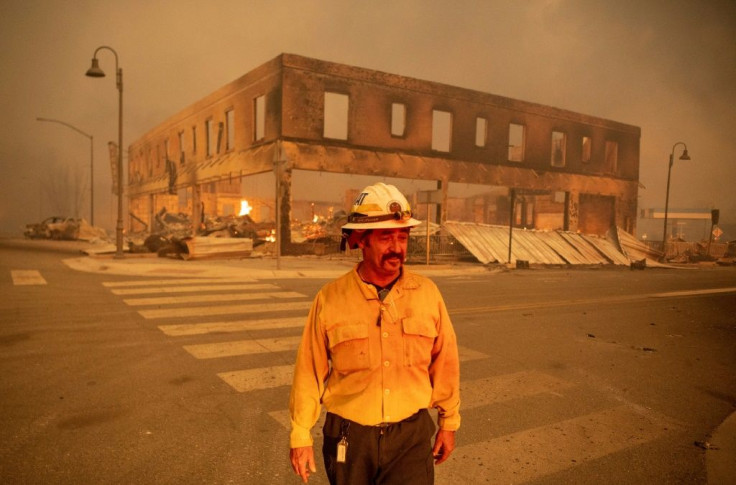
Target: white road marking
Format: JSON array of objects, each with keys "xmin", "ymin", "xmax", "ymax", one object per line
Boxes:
[
  {"xmin": 651, "ymin": 287, "xmax": 736, "ymax": 298},
  {"xmin": 218, "ymin": 365, "xmax": 294, "ymax": 393},
  {"xmin": 111, "ymin": 283, "xmax": 278, "ymax": 295},
  {"xmin": 102, "ymin": 277, "xmax": 257, "ymax": 287},
  {"xmin": 158, "ymin": 316, "xmax": 306, "ymax": 336},
  {"xmin": 184, "ymin": 336, "xmax": 303, "ymax": 359},
  {"xmin": 458, "ymin": 346, "xmax": 488, "ymax": 362},
  {"xmin": 11, "ymin": 270, "xmax": 47, "ymax": 286},
  {"xmin": 437, "ymin": 405, "xmax": 677, "ymax": 483},
  {"xmin": 124, "ymin": 291, "xmax": 306, "ymax": 306},
  {"xmin": 138, "ymin": 301, "xmax": 313, "ymax": 319},
  {"xmin": 460, "ymin": 370, "xmax": 575, "ymax": 409}
]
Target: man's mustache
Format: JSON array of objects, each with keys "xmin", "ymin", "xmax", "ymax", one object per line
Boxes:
[{"xmin": 382, "ymin": 252, "xmax": 404, "ymax": 262}]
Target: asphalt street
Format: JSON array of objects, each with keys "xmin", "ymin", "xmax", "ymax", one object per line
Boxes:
[{"xmin": 1, "ymin": 238, "xmax": 735, "ymax": 484}]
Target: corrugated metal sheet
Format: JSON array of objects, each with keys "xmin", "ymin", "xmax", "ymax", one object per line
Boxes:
[
  {"xmin": 616, "ymin": 226, "xmax": 664, "ymax": 263},
  {"xmin": 444, "ymin": 221, "xmax": 632, "ymax": 266},
  {"xmin": 580, "ymin": 235, "xmax": 631, "ymax": 265},
  {"xmin": 557, "ymin": 232, "xmax": 610, "ymax": 264},
  {"xmin": 535, "ymin": 232, "xmax": 590, "ymax": 265}
]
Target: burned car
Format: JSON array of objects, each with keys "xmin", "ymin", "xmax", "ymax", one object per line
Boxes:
[{"xmin": 24, "ymin": 216, "xmax": 81, "ymax": 240}]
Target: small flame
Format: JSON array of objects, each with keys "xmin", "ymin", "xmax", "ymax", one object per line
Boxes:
[
  {"xmin": 312, "ymin": 215, "xmax": 319, "ymax": 223},
  {"xmin": 239, "ymin": 200, "xmax": 253, "ymax": 216}
]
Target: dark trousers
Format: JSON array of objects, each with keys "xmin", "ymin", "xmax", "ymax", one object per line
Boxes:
[{"xmin": 322, "ymin": 409, "xmax": 435, "ymax": 485}]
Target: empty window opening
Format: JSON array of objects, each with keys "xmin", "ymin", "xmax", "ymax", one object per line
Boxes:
[
  {"xmin": 508, "ymin": 123, "xmax": 525, "ymax": 162},
  {"xmin": 178, "ymin": 131, "xmax": 185, "ymax": 165},
  {"xmin": 391, "ymin": 103, "xmax": 406, "ymax": 137},
  {"xmin": 192, "ymin": 126, "xmax": 197, "ymax": 154},
  {"xmin": 475, "ymin": 117, "xmax": 487, "ymax": 147},
  {"xmin": 551, "ymin": 131, "xmax": 566, "ymax": 167},
  {"xmin": 582, "ymin": 136, "xmax": 592, "ymax": 163},
  {"xmin": 324, "ymin": 92, "xmax": 349, "ymax": 140},
  {"xmin": 432, "ymin": 110, "xmax": 452, "ymax": 152},
  {"xmin": 254, "ymin": 95, "xmax": 265, "ymax": 141},
  {"xmin": 226, "ymin": 109, "xmax": 235, "ymax": 150},
  {"xmin": 205, "ymin": 119, "xmax": 214, "ymax": 157},
  {"xmin": 216, "ymin": 122, "xmax": 224, "ymax": 154},
  {"xmin": 605, "ymin": 140, "xmax": 618, "ymax": 173}
]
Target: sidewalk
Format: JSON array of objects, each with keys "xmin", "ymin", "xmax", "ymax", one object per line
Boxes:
[{"xmin": 62, "ymin": 246, "xmax": 493, "ymax": 280}]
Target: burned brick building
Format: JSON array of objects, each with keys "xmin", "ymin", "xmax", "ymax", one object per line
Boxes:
[{"xmin": 127, "ymin": 53, "xmax": 640, "ymax": 251}]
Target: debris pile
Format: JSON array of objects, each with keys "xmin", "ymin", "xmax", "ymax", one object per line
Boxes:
[
  {"xmin": 24, "ymin": 216, "xmax": 108, "ymax": 242},
  {"xmin": 297, "ymin": 210, "xmax": 347, "ymax": 244},
  {"xmin": 128, "ymin": 207, "xmax": 272, "ymax": 259}
]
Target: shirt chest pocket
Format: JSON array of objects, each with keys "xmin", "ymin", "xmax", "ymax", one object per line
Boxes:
[
  {"xmin": 327, "ymin": 324, "xmax": 371, "ymax": 374},
  {"xmin": 401, "ymin": 317, "xmax": 438, "ymax": 367}
]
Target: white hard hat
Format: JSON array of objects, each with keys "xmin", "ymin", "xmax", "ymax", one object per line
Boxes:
[
  {"xmin": 342, "ymin": 182, "xmax": 421, "ymax": 230},
  {"xmin": 340, "ymin": 183, "xmax": 421, "ymax": 251}
]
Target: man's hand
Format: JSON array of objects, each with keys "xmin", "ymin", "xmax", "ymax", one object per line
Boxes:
[
  {"xmin": 290, "ymin": 446, "xmax": 317, "ymax": 483},
  {"xmin": 432, "ymin": 429, "xmax": 456, "ymax": 465}
]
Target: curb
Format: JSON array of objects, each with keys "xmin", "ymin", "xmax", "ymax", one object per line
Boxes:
[{"xmin": 62, "ymin": 254, "xmax": 492, "ymax": 280}]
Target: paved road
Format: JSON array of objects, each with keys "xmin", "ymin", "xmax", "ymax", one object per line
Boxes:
[{"xmin": 1, "ymin": 239, "xmax": 735, "ymax": 484}]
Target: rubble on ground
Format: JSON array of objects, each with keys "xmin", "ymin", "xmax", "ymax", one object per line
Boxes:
[
  {"xmin": 127, "ymin": 207, "xmax": 273, "ymax": 259},
  {"xmin": 24, "ymin": 216, "xmax": 108, "ymax": 242}
]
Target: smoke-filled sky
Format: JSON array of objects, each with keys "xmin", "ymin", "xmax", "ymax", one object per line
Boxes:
[{"xmin": 1, "ymin": 0, "xmax": 734, "ymax": 237}]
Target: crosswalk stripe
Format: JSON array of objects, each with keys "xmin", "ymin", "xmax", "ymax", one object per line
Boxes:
[
  {"xmin": 124, "ymin": 291, "xmax": 306, "ymax": 306},
  {"xmin": 457, "ymin": 346, "xmax": 488, "ymax": 362},
  {"xmin": 138, "ymin": 301, "xmax": 313, "ymax": 319},
  {"xmin": 184, "ymin": 336, "xmax": 303, "ymax": 359},
  {"xmin": 218, "ymin": 365, "xmax": 294, "ymax": 393},
  {"xmin": 437, "ymin": 404, "xmax": 676, "ymax": 483},
  {"xmin": 103, "ymin": 277, "xmax": 257, "ymax": 287},
  {"xmin": 111, "ymin": 283, "xmax": 278, "ymax": 295},
  {"xmin": 460, "ymin": 371, "xmax": 574, "ymax": 409},
  {"xmin": 158, "ymin": 316, "xmax": 306, "ymax": 336},
  {"xmin": 11, "ymin": 270, "xmax": 47, "ymax": 285}
]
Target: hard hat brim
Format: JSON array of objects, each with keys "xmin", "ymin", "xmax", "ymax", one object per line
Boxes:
[{"xmin": 342, "ymin": 217, "xmax": 422, "ymax": 230}]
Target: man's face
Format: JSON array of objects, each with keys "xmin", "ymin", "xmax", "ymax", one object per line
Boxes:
[{"xmin": 360, "ymin": 228, "xmax": 410, "ymax": 278}]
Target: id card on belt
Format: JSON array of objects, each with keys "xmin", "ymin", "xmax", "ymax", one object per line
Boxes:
[{"xmin": 336, "ymin": 436, "xmax": 348, "ymax": 463}]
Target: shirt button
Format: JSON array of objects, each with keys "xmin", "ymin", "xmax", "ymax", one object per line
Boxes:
[
  {"xmin": 384, "ymin": 388, "xmax": 390, "ymax": 395},
  {"xmin": 382, "ymin": 332, "xmax": 389, "ymax": 338},
  {"xmin": 384, "ymin": 360, "xmax": 390, "ymax": 367},
  {"xmin": 385, "ymin": 415, "xmax": 391, "ymax": 421}
]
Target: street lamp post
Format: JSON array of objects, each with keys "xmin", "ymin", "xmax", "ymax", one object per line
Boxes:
[
  {"xmin": 36, "ymin": 117, "xmax": 94, "ymax": 225},
  {"xmin": 86, "ymin": 46, "xmax": 124, "ymax": 258},
  {"xmin": 661, "ymin": 142, "xmax": 691, "ymax": 258}
]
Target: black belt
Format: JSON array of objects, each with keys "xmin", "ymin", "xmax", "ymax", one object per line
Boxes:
[{"xmin": 330, "ymin": 409, "xmax": 427, "ymax": 429}]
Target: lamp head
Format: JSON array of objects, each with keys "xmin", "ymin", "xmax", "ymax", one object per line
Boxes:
[
  {"xmin": 85, "ymin": 58, "xmax": 105, "ymax": 78},
  {"xmin": 679, "ymin": 149, "xmax": 691, "ymax": 161}
]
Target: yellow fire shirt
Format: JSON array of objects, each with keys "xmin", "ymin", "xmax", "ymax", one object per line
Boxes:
[{"xmin": 289, "ymin": 265, "xmax": 461, "ymax": 448}]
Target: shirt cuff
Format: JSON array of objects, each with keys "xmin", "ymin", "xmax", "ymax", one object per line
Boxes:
[
  {"xmin": 289, "ymin": 425, "xmax": 314, "ymax": 448},
  {"xmin": 438, "ymin": 413, "xmax": 461, "ymax": 431}
]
